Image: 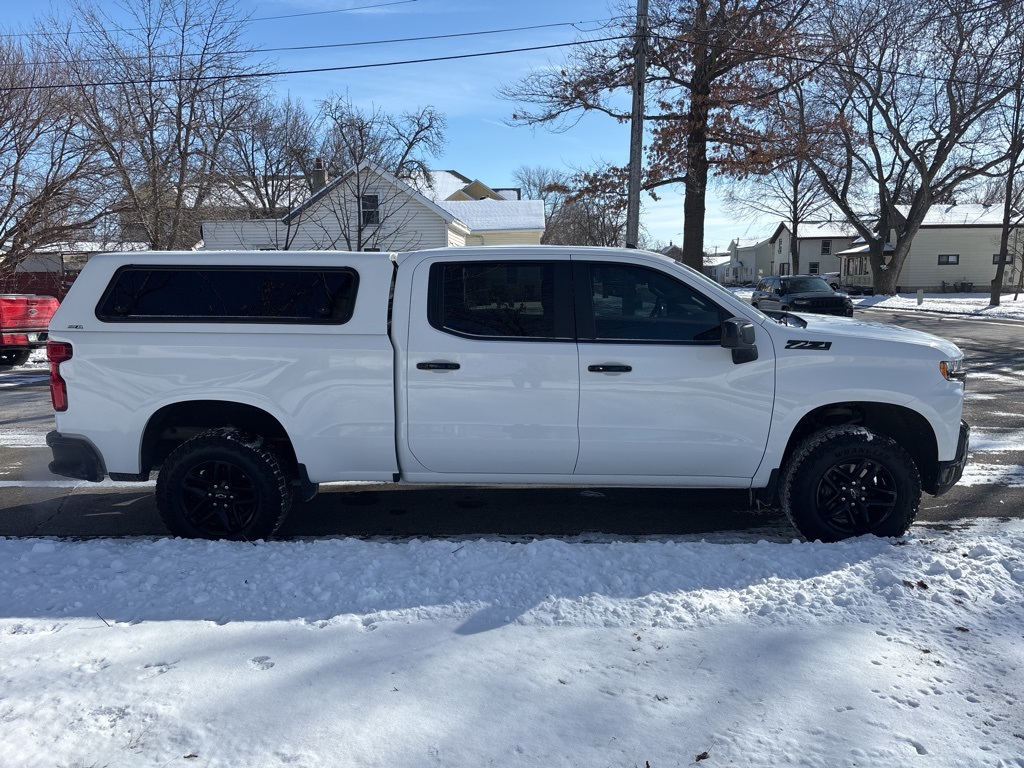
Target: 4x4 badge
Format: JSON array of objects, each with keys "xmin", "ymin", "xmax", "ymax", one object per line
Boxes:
[{"xmin": 786, "ymin": 340, "xmax": 833, "ymax": 350}]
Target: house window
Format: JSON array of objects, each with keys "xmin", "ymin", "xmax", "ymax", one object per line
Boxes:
[
  {"xmin": 993, "ymin": 253, "xmax": 1012, "ymax": 264},
  {"xmin": 821, "ymin": 240, "xmax": 832, "ymax": 256},
  {"xmin": 778, "ymin": 241, "xmax": 782, "ymax": 254},
  {"xmin": 361, "ymin": 195, "xmax": 380, "ymax": 226},
  {"xmin": 938, "ymin": 254, "xmax": 960, "ymax": 265},
  {"xmin": 779, "ymin": 263, "xmax": 790, "ymax": 275},
  {"xmin": 808, "ymin": 262, "xmax": 820, "ymax": 274}
]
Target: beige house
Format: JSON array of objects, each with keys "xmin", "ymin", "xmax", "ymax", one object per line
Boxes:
[
  {"xmin": 200, "ymin": 162, "xmax": 545, "ymax": 252},
  {"xmin": 728, "ymin": 205, "xmax": 1022, "ymax": 292},
  {"xmin": 896, "ymin": 205, "xmax": 1018, "ymax": 292},
  {"xmin": 835, "ymin": 205, "xmax": 1022, "ymax": 292}
]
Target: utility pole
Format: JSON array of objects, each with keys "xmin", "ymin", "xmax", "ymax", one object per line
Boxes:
[{"xmin": 624, "ymin": 0, "xmax": 649, "ymax": 249}]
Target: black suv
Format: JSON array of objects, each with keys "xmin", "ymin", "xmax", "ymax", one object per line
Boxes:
[{"xmin": 751, "ymin": 275, "xmax": 854, "ymax": 316}]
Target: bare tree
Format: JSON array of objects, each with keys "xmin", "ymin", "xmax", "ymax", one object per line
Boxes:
[
  {"xmin": 271, "ymin": 95, "xmax": 446, "ymax": 251},
  {"xmin": 544, "ymin": 164, "xmax": 629, "ymax": 247},
  {"xmin": 780, "ymin": 0, "xmax": 1018, "ymax": 294},
  {"xmin": 51, "ymin": 0, "xmax": 261, "ymax": 250},
  {"xmin": 316, "ymin": 94, "xmax": 445, "ymax": 183},
  {"xmin": 986, "ymin": 24, "xmax": 1024, "ymax": 306},
  {"xmin": 0, "ymin": 37, "xmax": 111, "ymax": 276},
  {"xmin": 220, "ymin": 93, "xmax": 317, "ymax": 218},
  {"xmin": 501, "ymin": 0, "xmax": 814, "ymax": 269},
  {"xmin": 721, "ymin": 157, "xmax": 831, "ymax": 274},
  {"xmin": 513, "ymin": 165, "xmax": 572, "ymax": 244}
]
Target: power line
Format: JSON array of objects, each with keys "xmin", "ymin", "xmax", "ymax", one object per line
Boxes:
[
  {"xmin": 251, "ymin": 0, "xmax": 419, "ymax": 23},
  {"xmin": 0, "ymin": 0, "xmax": 422, "ymax": 40},
  {"xmin": 16, "ymin": 19, "xmax": 612, "ymax": 68},
  {"xmin": 0, "ymin": 35, "xmax": 632, "ymax": 93}
]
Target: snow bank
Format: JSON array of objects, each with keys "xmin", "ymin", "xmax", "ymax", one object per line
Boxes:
[{"xmin": 1, "ymin": 521, "xmax": 1022, "ymax": 767}]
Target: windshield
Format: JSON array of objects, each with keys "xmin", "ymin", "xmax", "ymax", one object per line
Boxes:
[{"xmin": 782, "ymin": 277, "xmax": 833, "ymax": 293}]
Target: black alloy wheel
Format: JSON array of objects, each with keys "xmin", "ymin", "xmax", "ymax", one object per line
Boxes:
[
  {"xmin": 156, "ymin": 428, "xmax": 291, "ymax": 540},
  {"xmin": 781, "ymin": 426, "xmax": 921, "ymax": 542},
  {"xmin": 813, "ymin": 456, "xmax": 899, "ymax": 536},
  {"xmin": 178, "ymin": 458, "xmax": 261, "ymax": 536}
]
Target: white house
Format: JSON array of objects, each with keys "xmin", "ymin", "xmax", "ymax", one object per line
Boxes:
[
  {"xmin": 200, "ymin": 162, "xmax": 545, "ymax": 252},
  {"xmin": 726, "ymin": 235, "xmax": 775, "ymax": 284},
  {"xmin": 769, "ymin": 221, "xmax": 858, "ymax": 277}
]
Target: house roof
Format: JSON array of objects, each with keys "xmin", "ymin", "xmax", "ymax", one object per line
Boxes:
[
  {"xmin": 438, "ymin": 199, "xmax": 545, "ymax": 232},
  {"xmin": 794, "ymin": 220, "xmax": 858, "ymax": 239},
  {"xmin": 732, "ymin": 235, "xmax": 772, "ymax": 250},
  {"xmin": 414, "ymin": 170, "xmax": 474, "ymax": 201},
  {"xmin": 283, "ymin": 160, "xmax": 460, "ymax": 226},
  {"xmin": 835, "ymin": 242, "xmax": 896, "ymax": 256},
  {"xmin": 903, "ymin": 204, "xmax": 1019, "ymax": 227}
]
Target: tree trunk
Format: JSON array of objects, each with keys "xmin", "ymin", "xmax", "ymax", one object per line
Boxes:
[
  {"xmin": 871, "ymin": 241, "xmax": 901, "ymax": 294},
  {"xmin": 681, "ymin": 18, "xmax": 712, "ymax": 274}
]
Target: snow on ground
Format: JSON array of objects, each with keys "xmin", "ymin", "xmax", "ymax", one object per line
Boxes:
[
  {"xmin": 855, "ymin": 291, "xmax": 1024, "ymax": 320},
  {"xmin": 729, "ymin": 286, "xmax": 1024, "ymax": 321},
  {"xmin": 2, "ymin": 299, "xmax": 1024, "ymax": 767},
  {"xmin": 1, "ymin": 521, "xmax": 1023, "ymax": 768}
]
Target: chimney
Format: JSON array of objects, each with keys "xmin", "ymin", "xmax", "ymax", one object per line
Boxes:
[{"xmin": 310, "ymin": 157, "xmax": 328, "ymax": 193}]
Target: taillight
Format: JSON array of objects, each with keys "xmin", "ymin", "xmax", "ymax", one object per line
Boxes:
[{"xmin": 47, "ymin": 341, "xmax": 73, "ymax": 412}]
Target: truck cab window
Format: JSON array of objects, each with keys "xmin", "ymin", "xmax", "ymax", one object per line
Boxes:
[
  {"xmin": 581, "ymin": 263, "xmax": 724, "ymax": 343},
  {"xmin": 430, "ymin": 261, "xmax": 571, "ymax": 339}
]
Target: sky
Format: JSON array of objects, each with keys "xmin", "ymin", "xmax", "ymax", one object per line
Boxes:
[{"xmin": 3, "ymin": 0, "xmax": 754, "ymax": 252}]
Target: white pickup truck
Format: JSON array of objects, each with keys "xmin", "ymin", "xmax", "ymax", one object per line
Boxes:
[{"xmin": 44, "ymin": 246, "xmax": 969, "ymax": 542}]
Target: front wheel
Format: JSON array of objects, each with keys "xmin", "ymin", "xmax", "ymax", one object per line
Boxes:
[
  {"xmin": 780, "ymin": 426, "xmax": 921, "ymax": 542},
  {"xmin": 156, "ymin": 427, "xmax": 292, "ymax": 540}
]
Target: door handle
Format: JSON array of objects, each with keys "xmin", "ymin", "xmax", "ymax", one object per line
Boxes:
[
  {"xmin": 587, "ymin": 364, "xmax": 632, "ymax": 373},
  {"xmin": 417, "ymin": 361, "xmax": 461, "ymax": 371}
]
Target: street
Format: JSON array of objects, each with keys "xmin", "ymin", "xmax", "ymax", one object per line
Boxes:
[{"xmin": 2, "ymin": 308, "xmax": 1022, "ymax": 540}]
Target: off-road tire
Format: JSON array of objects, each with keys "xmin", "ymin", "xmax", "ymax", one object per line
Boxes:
[
  {"xmin": 156, "ymin": 427, "xmax": 291, "ymax": 541},
  {"xmin": 781, "ymin": 426, "xmax": 921, "ymax": 542}
]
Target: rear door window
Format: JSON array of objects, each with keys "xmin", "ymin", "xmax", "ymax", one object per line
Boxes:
[{"xmin": 428, "ymin": 261, "xmax": 573, "ymax": 340}]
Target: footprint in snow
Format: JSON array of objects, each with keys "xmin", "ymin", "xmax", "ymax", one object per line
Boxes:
[{"xmin": 249, "ymin": 656, "xmax": 275, "ymax": 671}]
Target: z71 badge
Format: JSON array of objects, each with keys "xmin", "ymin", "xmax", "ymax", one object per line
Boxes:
[{"xmin": 785, "ymin": 340, "xmax": 833, "ymax": 350}]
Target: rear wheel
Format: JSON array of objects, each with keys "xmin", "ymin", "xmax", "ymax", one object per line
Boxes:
[
  {"xmin": 0, "ymin": 349, "xmax": 31, "ymax": 367},
  {"xmin": 156, "ymin": 427, "xmax": 291, "ymax": 540},
  {"xmin": 781, "ymin": 426, "xmax": 920, "ymax": 542}
]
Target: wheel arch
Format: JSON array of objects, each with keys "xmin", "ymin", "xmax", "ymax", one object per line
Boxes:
[
  {"xmin": 780, "ymin": 402, "xmax": 940, "ymax": 494},
  {"xmin": 140, "ymin": 399, "xmax": 298, "ymax": 478}
]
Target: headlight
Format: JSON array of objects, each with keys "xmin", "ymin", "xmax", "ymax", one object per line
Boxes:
[{"xmin": 940, "ymin": 359, "xmax": 966, "ymax": 382}]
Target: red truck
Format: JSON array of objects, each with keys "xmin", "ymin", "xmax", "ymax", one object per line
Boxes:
[{"xmin": 0, "ymin": 294, "xmax": 60, "ymax": 366}]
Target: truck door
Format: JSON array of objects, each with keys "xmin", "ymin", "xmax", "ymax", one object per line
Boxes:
[
  {"xmin": 403, "ymin": 259, "xmax": 580, "ymax": 475},
  {"xmin": 572, "ymin": 260, "xmax": 774, "ymax": 480}
]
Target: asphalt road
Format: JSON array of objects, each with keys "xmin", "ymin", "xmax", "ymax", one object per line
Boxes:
[{"xmin": 1, "ymin": 307, "xmax": 1021, "ymax": 540}]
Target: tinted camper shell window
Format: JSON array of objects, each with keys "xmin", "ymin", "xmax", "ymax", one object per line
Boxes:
[{"xmin": 95, "ymin": 266, "xmax": 358, "ymax": 324}]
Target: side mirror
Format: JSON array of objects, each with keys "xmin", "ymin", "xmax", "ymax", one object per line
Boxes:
[{"xmin": 721, "ymin": 317, "xmax": 758, "ymax": 364}]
